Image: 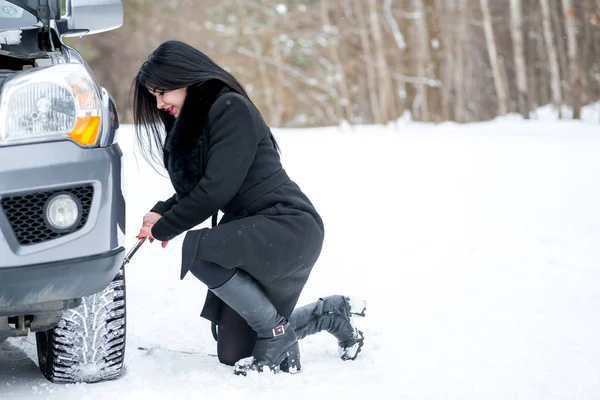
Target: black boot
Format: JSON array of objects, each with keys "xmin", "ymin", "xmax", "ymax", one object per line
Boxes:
[
  {"xmin": 210, "ymin": 269, "xmax": 301, "ymax": 375},
  {"xmin": 289, "ymin": 295, "xmax": 366, "ymax": 361}
]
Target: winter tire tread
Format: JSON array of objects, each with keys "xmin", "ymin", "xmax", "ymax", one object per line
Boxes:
[{"xmin": 36, "ymin": 267, "xmax": 127, "ymax": 384}]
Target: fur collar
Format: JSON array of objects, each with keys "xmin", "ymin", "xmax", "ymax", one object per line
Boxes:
[{"xmin": 163, "ymin": 79, "xmax": 228, "ymax": 196}]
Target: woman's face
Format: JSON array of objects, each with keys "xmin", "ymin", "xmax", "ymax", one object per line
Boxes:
[{"xmin": 149, "ymin": 87, "xmax": 187, "ymax": 118}]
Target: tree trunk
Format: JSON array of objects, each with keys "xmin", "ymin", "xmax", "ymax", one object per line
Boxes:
[
  {"xmin": 561, "ymin": 0, "xmax": 583, "ymax": 119},
  {"xmin": 525, "ymin": 0, "xmax": 542, "ymax": 113},
  {"xmin": 550, "ymin": 1, "xmax": 569, "ymax": 96},
  {"xmin": 582, "ymin": 0, "xmax": 600, "ymax": 108},
  {"xmin": 580, "ymin": 0, "xmax": 593, "ymax": 92},
  {"xmin": 436, "ymin": 0, "xmax": 453, "ymax": 121},
  {"xmin": 368, "ymin": 0, "xmax": 393, "ymax": 123},
  {"xmin": 480, "ymin": 0, "xmax": 509, "ymax": 115},
  {"xmin": 428, "ymin": 0, "xmax": 445, "ymax": 122},
  {"xmin": 271, "ymin": 38, "xmax": 286, "ymax": 126},
  {"xmin": 441, "ymin": 40, "xmax": 453, "ymax": 121},
  {"xmin": 509, "ymin": 0, "xmax": 529, "ymax": 118},
  {"xmin": 383, "ymin": 0, "xmax": 406, "ymax": 119},
  {"xmin": 454, "ymin": 0, "xmax": 467, "ymax": 122},
  {"xmin": 354, "ymin": 0, "xmax": 380, "ymax": 123},
  {"xmin": 526, "ymin": 29, "xmax": 538, "ymax": 112},
  {"xmin": 413, "ymin": 0, "xmax": 431, "ymax": 121},
  {"xmin": 591, "ymin": 0, "xmax": 600, "ymax": 107},
  {"xmin": 537, "ymin": 32, "xmax": 551, "ymax": 108},
  {"xmin": 540, "ymin": 0, "xmax": 564, "ymax": 117},
  {"xmin": 320, "ymin": 0, "xmax": 354, "ymax": 124},
  {"xmin": 236, "ymin": 2, "xmax": 276, "ymax": 125},
  {"xmin": 257, "ymin": 42, "xmax": 276, "ymax": 125},
  {"xmin": 464, "ymin": 46, "xmax": 475, "ymax": 121}
]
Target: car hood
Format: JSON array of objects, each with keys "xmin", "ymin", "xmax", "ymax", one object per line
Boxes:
[{"xmin": 3, "ymin": 0, "xmax": 61, "ymax": 24}]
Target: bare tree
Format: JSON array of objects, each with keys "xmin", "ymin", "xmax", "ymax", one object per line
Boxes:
[
  {"xmin": 413, "ymin": 0, "xmax": 432, "ymax": 121},
  {"xmin": 550, "ymin": 1, "xmax": 569, "ymax": 94},
  {"xmin": 454, "ymin": 0, "xmax": 468, "ymax": 122},
  {"xmin": 368, "ymin": 0, "xmax": 394, "ymax": 123},
  {"xmin": 354, "ymin": 0, "xmax": 380, "ymax": 123},
  {"xmin": 383, "ymin": 0, "xmax": 406, "ymax": 119},
  {"xmin": 510, "ymin": 0, "xmax": 529, "ymax": 118},
  {"xmin": 270, "ymin": 37, "xmax": 286, "ymax": 126},
  {"xmin": 77, "ymin": 0, "xmax": 600, "ymax": 126},
  {"xmin": 237, "ymin": 3, "xmax": 276, "ymax": 124},
  {"xmin": 539, "ymin": 0, "xmax": 564, "ymax": 117},
  {"xmin": 561, "ymin": 0, "xmax": 583, "ymax": 118},
  {"xmin": 433, "ymin": 0, "xmax": 453, "ymax": 120},
  {"xmin": 320, "ymin": 0, "xmax": 354, "ymax": 123},
  {"xmin": 480, "ymin": 0, "xmax": 509, "ymax": 115}
]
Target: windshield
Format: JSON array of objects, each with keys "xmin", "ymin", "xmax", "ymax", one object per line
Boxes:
[{"xmin": 0, "ymin": 1, "xmax": 37, "ymax": 30}]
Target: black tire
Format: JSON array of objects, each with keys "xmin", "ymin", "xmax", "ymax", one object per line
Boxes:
[{"xmin": 35, "ymin": 266, "xmax": 127, "ymax": 384}]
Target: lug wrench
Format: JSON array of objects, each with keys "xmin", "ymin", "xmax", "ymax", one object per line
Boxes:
[{"xmin": 123, "ymin": 237, "xmax": 147, "ymax": 266}]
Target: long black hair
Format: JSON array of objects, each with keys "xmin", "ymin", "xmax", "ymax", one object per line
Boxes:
[{"xmin": 131, "ymin": 40, "xmax": 278, "ymax": 172}]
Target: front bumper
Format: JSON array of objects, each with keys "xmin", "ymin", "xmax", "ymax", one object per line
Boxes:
[
  {"xmin": 0, "ymin": 247, "xmax": 125, "ymax": 317},
  {"xmin": 0, "ymin": 139, "xmax": 126, "ymax": 316},
  {"xmin": 0, "ymin": 140, "xmax": 126, "ymax": 267}
]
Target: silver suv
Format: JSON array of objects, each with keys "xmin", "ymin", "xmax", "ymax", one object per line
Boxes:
[{"xmin": 0, "ymin": 0, "xmax": 127, "ymax": 384}]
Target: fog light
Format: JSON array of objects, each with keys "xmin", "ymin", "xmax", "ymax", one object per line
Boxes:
[{"xmin": 44, "ymin": 193, "xmax": 81, "ymax": 231}]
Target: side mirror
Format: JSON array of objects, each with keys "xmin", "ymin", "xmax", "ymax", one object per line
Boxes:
[{"xmin": 60, "ymin": 0, "xmax": 123, "ymax": 37}]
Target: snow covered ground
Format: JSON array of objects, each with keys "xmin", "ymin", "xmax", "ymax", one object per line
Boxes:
[{"xmin": 2, "ymin": 104, "xmax": 600, "ymax": 399}]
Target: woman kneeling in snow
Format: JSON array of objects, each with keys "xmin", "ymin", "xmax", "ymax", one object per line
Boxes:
[{"xmin": 132, "ymin": 40, "xmax": 365, "ymax": 376}]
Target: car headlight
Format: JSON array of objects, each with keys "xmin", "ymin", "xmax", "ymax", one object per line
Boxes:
[{"xmin": 0, "ymin": 64, "xmax": 102, "ymax": 147}]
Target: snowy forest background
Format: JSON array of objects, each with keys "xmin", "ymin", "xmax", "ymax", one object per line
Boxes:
[{"xmin": 68, "ymin": 0, "xmax": 599, "ymax": 127}]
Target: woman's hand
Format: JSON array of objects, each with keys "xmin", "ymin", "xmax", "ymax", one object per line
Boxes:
[
  {"xmin": 138, "ymin": 211, "xmax": 169, "ymax": 248},
  {"xmin": 142, "ymin": 211, "xmax": 162, "ymax": 227},
  {"xmin": 137, "ymin": 225, "xmax": 169, "ymax": 248}
]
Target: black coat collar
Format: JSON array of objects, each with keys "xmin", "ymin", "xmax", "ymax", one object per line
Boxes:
[{"xmin": 163, "ymin": 79, "xmax": 229, "ymax": 196}]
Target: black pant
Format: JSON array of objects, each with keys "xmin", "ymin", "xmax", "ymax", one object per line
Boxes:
[
  {"xmin": 189, "ymin": 261, "xmax": 256, "ymax": 365},
  {"xmin": 189, "ymin": 260, "xmax": 236, "ymax": 289},
  {"xmin": 215, "ymin": 303, "xmax": 256, "ymax": 365}
]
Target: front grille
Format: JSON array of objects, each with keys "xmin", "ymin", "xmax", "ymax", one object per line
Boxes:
[{"xmin": 1, "ymin": 185, "xmax": 94, "ymax": 245}]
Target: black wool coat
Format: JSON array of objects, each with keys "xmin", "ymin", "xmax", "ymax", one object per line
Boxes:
[{"xmin": 149, "ymin": 80, "xmax": 325, "ymax": 324}]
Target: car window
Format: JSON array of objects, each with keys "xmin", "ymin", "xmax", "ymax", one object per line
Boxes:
[{"xmin": 0, "ymin": 1, "xmax": 38, "ymax": 30}]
